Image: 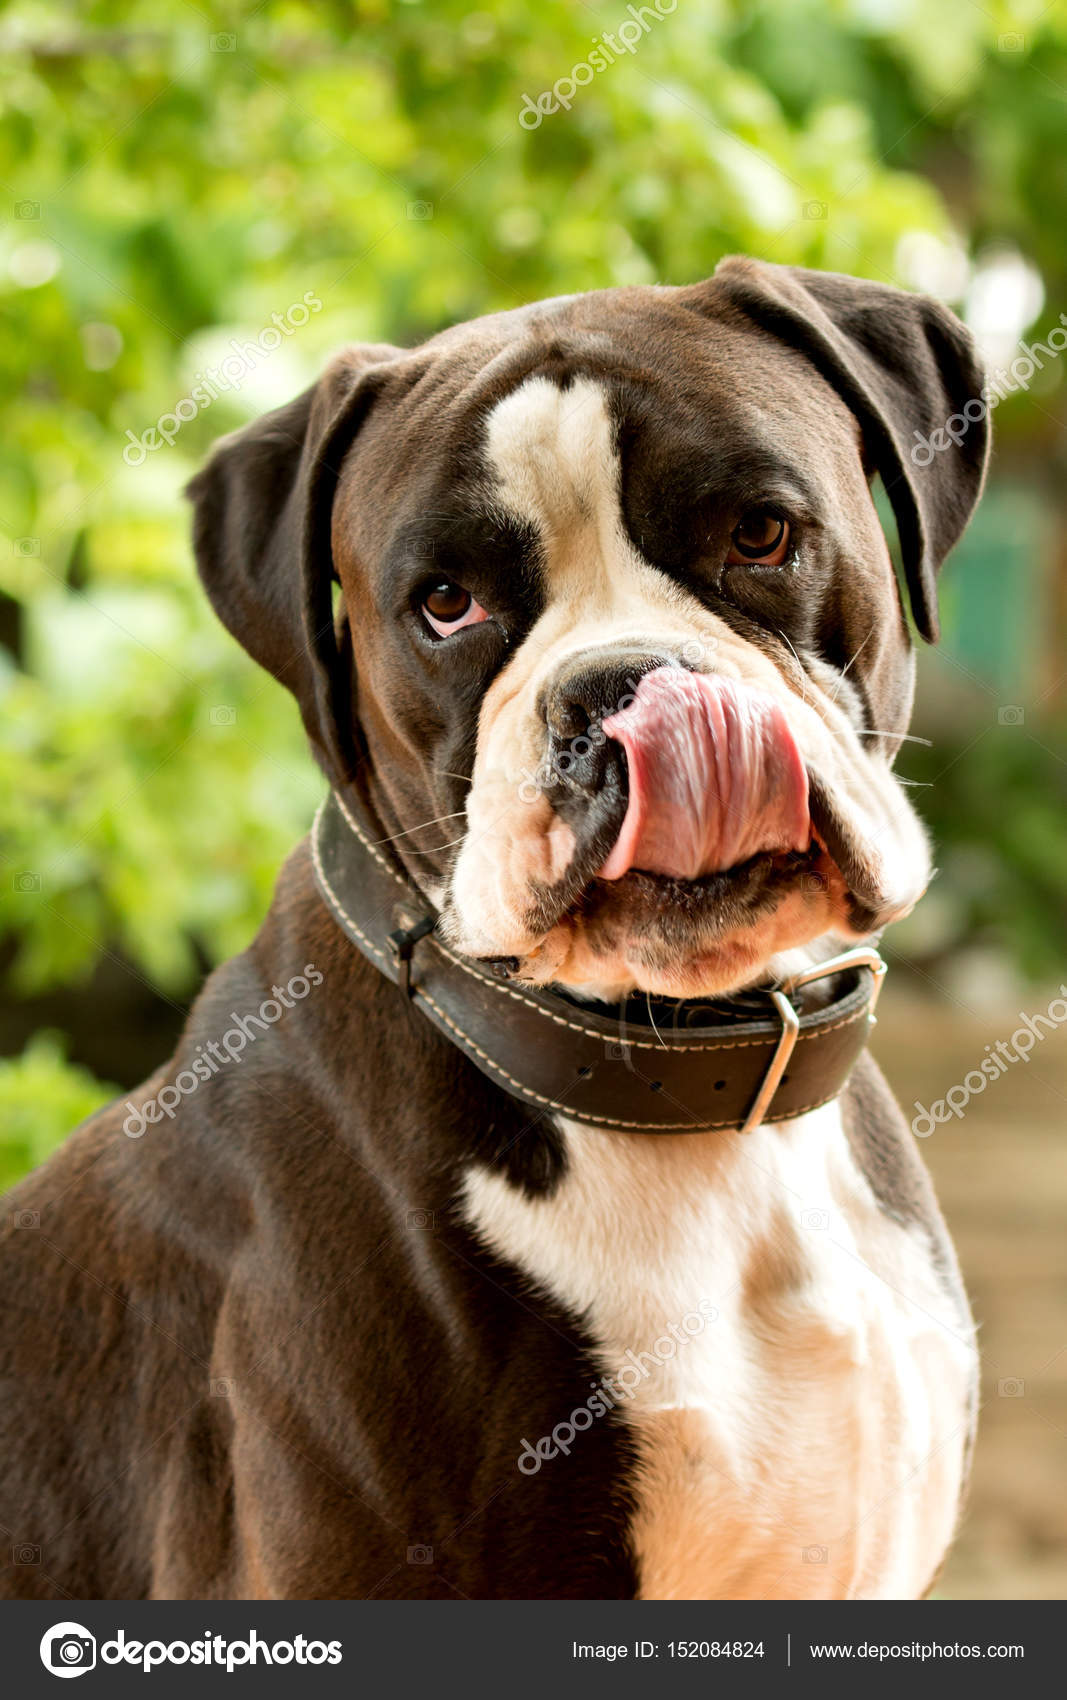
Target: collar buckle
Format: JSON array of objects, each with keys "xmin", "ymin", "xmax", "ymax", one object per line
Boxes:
[
  {"xmin": 387, "ymin": 912, "xmax": 435, "ymax": 999},
  {"xmin": 738, "ymin": 947, "xmax": 887, "ymax": 1135}
]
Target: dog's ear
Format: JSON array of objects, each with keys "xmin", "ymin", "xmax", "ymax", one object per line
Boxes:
[
  {"xmin": 186, "ymin": 344, "xmax": 402, "ymax": 784},
  {"xmin": 705, "ymin": 257, "xmax": 990, "ymax": 642}
]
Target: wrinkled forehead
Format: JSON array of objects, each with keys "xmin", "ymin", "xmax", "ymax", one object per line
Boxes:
[{"xmin": 332, "ymin": 294, "xmax": 867, "ymax": 576}]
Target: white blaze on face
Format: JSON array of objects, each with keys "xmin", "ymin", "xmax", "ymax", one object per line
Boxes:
[
  {"xmin": 443, "ymin": 375, "xmax": 931, "ymax": 995},
  {"xmin": 483, "ymin": 374, "xmax": 618, "ymax": 547}
]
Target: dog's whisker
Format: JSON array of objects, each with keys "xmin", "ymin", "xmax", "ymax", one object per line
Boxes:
[
  {"xmin": 372, "ymin": 812, "xmax": 466, "ymax": 847},
  {"xmin": 856, "ymin": 730, "xmax": 933, "ymax": 745},
  {"xmin": 646, "ymin": 990, "xmax": 669, "ymax": 1050},
  {"xmin": 828, "ymin": 628, "xmax": 874, "ymax": 704},
  {"xmin": 399, "ymin": 832, "xmax": 471, "ymax": 854},
  {"xmin": 774, "ymin": 629, "xmax": 812, "ymax": 704}
]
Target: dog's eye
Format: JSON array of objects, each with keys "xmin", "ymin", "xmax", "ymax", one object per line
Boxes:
[
  {"xmin": 420, "ymin": 581, "xmax": 490, "ymax": 638},
  {"xmin": 727, "ymin": 509, "xmax": 791, "ymax": 567}
]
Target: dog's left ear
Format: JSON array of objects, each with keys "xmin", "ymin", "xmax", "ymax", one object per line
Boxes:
[
  {"xmin": 704, "ymin": 257, "xmax": 991, "ymax": 642},
  {"xmin": 186, "ymin": 343, "xmax": 403, "ymax": 785}
]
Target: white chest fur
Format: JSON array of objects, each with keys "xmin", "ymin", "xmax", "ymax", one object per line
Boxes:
[{"xmin": 462, "ymin": 1103, "xmax": 975, "ymax": 1600}]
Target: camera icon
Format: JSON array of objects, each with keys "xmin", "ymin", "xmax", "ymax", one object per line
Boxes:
[
  {"xmin": 14, "ymin": 1543, "xmax": 41, "ymax": 1564},
  {"xmin": 14, "ymin": 1209, "xmax": 40, "ymax": 1229},
  {"xmin": 998, "ymin": 31, "xmax": 1025, "ymax": 52},
  {"xmin": 14, "ymin": 537, "xmax": 40, "ymax": 555},
  {"xmin": 802, "ymin": 1207, "xmax": 830, "ymax": 1231},
  {"xmin": 407, "ymin": 201, "xmax": 434, "ymax": 220},
  {"xmin": 407, "ymin": 1543, "xmax": 434, "ymax": 1564},
  {"xmin": 606, "ymin": 1041, "xmax": 629, "ymax": 1061},
  {"xmin": 209, "ymin": 704, "xmax": 237, "ymax": 726},
  {"xmin": 803, "ymin": 200, "xmax": 827, "ymax": 220},
  {"xmin": 997, "ymin": 1377, "xmax": 1025, "ymax": 1398},
  {"xmin": 209, "ymin": 1376, "xmax": 235, "ymax": 1398},
  {"xmin": 211, "ymin": 32, "xmax": 237, "ymax": 51},
  {"xmin": 411, "ymin": 537, "xmax": 436, "ymax": 559},
  {"xmin": 39, "ymin": 1622, "xmax": 97, "ymax": 1676},
  {"xmin": 997, "ymin": 705, "xmax": 1024, "ymax": 726},
  {"xmin": 13, "ymin": 871, "xmax": 41, "ymax": 893},
  {"xmin": 15, "ymin": 201, "xmax": 40, "ymax": 219},
  {"xmin": 407, "ymin": 1208, "xmax": 436, "ymax": 1230},
  {"xmin": 803, "ymin": 1545, "xmax": 828, "ymax": 1564}
]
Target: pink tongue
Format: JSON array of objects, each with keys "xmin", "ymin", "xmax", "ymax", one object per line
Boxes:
[{"xmin": 599, "ymin": 668, "xmax": 810, "ymax": 881}]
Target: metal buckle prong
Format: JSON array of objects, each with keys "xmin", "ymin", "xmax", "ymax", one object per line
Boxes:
[
  {"xmin": 738, "ymin": 947, "xmax": 887, "ymax": 1136},
  {"xmin": 388, "ymin": 912, "xmax": 435, "ymax": 999}
]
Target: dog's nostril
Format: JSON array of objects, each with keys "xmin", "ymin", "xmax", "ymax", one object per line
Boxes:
[
  {"xmin": 545, "ymin": 698, "xmax": 592, "ymax": 742},
  {"xmin": 543, "ymin": 652, "xmax": 672, "ymax": 746}
]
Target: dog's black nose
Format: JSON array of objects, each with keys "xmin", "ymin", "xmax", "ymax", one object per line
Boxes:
[
  {"xmin": 540, "ymin": 650, "xmax": 676, "ymax": 805},
  {"xmin": 542, "ymin": 651, "xmax": 675, "ymax": 746}
]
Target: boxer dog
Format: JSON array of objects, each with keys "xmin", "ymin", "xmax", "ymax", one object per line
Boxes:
[{"xmin": 0, "ymin": 258, "xmax": 988, "ymax": 1600}]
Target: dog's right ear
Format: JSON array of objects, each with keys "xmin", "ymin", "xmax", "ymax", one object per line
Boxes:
[
  {"xmin": 701, "ymin": 258, "xmax": 990, "ymax": 644},
  {"xmin": 186, "ymin": 344, "xmax": 402, "ymax": 786}
]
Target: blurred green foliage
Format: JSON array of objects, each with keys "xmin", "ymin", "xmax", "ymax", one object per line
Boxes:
[
  {"xmin": 894, "ymin": 721, "xmax": 1067, "ymax": 983},
  {"xmin": 2, "ymin": 0, "xmax": 1067, "ymax": 1171},
  {"xmin": 0, "ymin": 1030, "xmax": 116, "ymax": 1190}
]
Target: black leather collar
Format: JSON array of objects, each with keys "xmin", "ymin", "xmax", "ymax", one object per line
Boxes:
[{"xmin": 310, "ymin": 789, "xmax": 885, "ymax": 1134}]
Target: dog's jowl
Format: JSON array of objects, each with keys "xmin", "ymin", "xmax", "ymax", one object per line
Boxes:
[{"xmin": 0, "ymin": 258, "xmax": 988, "ymax": 1601}]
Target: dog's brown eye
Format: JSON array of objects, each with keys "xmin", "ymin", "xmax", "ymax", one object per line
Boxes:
[
  {"xmin": 727, "ymin": 509, "xmax": 791, "ymax": 566},
  {"xmin": 425, "ymin": 582, "xmax": 470, "ymax": 621},
  {"xmin": 420, "ymin": 580, "xmax": 489, "ymax": 638}
]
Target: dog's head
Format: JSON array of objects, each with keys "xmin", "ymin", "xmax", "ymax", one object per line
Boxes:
[{"xmin": 188, "ymin": 258, "xmax": 988, "ymax": 1001}]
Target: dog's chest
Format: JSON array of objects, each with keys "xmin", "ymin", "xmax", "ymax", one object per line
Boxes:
[{"xmin": 462, "ymin": 1104, "xmax": 975, "ymax": 1600}]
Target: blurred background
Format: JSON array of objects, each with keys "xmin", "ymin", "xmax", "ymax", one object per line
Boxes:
[{"xmin": 1, "ymin": 0, "xmax": 1065, "ymax": 1598}]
